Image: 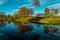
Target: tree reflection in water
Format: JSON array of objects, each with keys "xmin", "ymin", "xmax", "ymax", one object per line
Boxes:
[
  {"xmin": 13, "ymin": 22, "xmax": 18, "ymax": 28},
  {"xmin": 0, "ymin": 21, "xmax": 6, "ymax": 27},
  {"xmin": 17, "ymin": 23, "xmax": 33, "ymax": 33},
  {"xmin": 50, "ymin": 25, "xmax": 58, "ymax": 33},
  {"xmin": 44, "ymin": 24, "xmax": 50, "ymax": 34},
  {"xmin": 44, "ymin": 24, "xmax": 58, "ymax": 34}
]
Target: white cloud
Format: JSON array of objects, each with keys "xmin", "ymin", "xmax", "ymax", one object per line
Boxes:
[
  {"xmin": 19, "ymin": 4, "xmax": 34, "ymax": 9},
  {"xmin": 0, "ymin": 2, "xmax": 4, "ymax": 5},
  {"xmin": 13, "ymin": 9, "xmax": 18, "ymax": 12},
  {"xmin": 40, "ymin": 0, "xmax": 48, "ymax": 5},
  {"xmin": 47, "ymin": 3, "xmax": 60, "ymax": 9},
  {"xmin": 20, "ymin": 4, "xmax": 26, "ymax": 7},
  {"xmin": 0, "ymin": 0, "xmax": 9, "ymax": 5},
  {"xmin": 39, "ymin": 0, "xmax": 60, "ymax": 5}
]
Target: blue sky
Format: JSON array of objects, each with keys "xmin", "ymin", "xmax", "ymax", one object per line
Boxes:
[{"xmin": 0, "ymin": 0, "xmax": 60, "ymax": 15}]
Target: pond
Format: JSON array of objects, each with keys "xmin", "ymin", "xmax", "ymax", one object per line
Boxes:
[{"xmin": 0, "ymin": 22, "xmax": 60, "ymax": 40}]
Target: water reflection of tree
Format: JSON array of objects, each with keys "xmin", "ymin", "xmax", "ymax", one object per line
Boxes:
[
  {"xmin": 13, "ymin": 22, "xmax": 18, "ymax": 28},
  {"xmin": 44, "ymin": 24, "xmax": 58, "ymax": 34},
  {"xmin": 44, "ymin": 24, "xmax": 50, "ymax": 34},
  {"xmin": 50, "ymin": 25, "xmax": 58, "ymax": 33},
  {"xmin": 17, "ymin": 23, "xmax": 33, "ymax": 33},
  {"xmin": 0, "ymin": 22, "xmax": 6, "ymax": 27}
]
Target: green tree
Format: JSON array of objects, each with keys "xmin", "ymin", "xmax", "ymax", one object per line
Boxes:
[{"xmin": 44, "ymin": 8, "xmax": 50, "ymax": 18}]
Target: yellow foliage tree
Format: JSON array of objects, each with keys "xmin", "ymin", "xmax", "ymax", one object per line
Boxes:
[
  {"xmin": 18, "ymin": 7, "xmax": 27, "ymax": 17},
  {"xmin": 18, "ymin": 7, "xmax": 34, "ymax": 17}
]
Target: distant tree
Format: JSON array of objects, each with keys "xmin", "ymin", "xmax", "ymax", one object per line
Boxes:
[
  {"xmin": 13, "ymin": 11, "xmax": 18, "ymax": 18},
  {"xmin": 35, "ymin": 13, "xmax": 41, "ymax": 17},
  {"xmin": 0, "ymin": 12, "xmax": 5, "ymax": 18},
  {"xmin": 33, "ymin": 0, "xmax": 40, "ymax": 6},
  {"xmin": 53, "ymin": 9, "xmax": 58, "ymax": 16},
  {"xmin": 7, "ymin": 14, "xmax": 11, "ymax": 18}
]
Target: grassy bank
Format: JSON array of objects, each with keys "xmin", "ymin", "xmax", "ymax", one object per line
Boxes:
[
  {"xmin": 39, "ymin": 17, "xmax": 60, "ymax": 24},
  {"xmin": 1, "ymin": 16, "xmax": 60, "ymax": 24}
]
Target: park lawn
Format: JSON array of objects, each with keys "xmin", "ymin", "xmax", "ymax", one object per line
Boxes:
[
  {"xmin": 39, "ymin": 17, "xmax": 60, "ymax": 24},
  {"xmin": 14, "ymin": 16, "xmax": 35, "ymax": 24}
]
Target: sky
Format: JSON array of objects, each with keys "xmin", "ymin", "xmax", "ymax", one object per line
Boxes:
[{"xmin": 0, "ymin": 0, "xmax": 60, "ymax": 15}]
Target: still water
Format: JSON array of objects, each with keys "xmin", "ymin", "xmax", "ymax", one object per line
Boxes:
[{"xmin": 0, "ymin": 22, "xmax": 60, "ymax": 40}]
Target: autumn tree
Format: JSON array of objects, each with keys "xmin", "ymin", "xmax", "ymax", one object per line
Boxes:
[
  {"xmin": 53, "ymin": 9, "xmax": 58, "ymax": 16},
  {"xmin": 33, "ymin": 0, "xmax": 40, "ymax": 6},
  {"xmin": 18, "ymin": 7, "xmax": 27, "ymax": 17},
  {"xmin": 18, "ymin": 7, "xmax": 34, "ymax": 17}
]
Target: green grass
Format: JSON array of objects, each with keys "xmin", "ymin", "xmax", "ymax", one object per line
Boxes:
[
  {"xmin": 1, "ymin": 16, "xmax": 60, "ymax": 24},
  {"xmin": 39, "ymin": 17, "xmax": 60, "ymax": 24}
]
